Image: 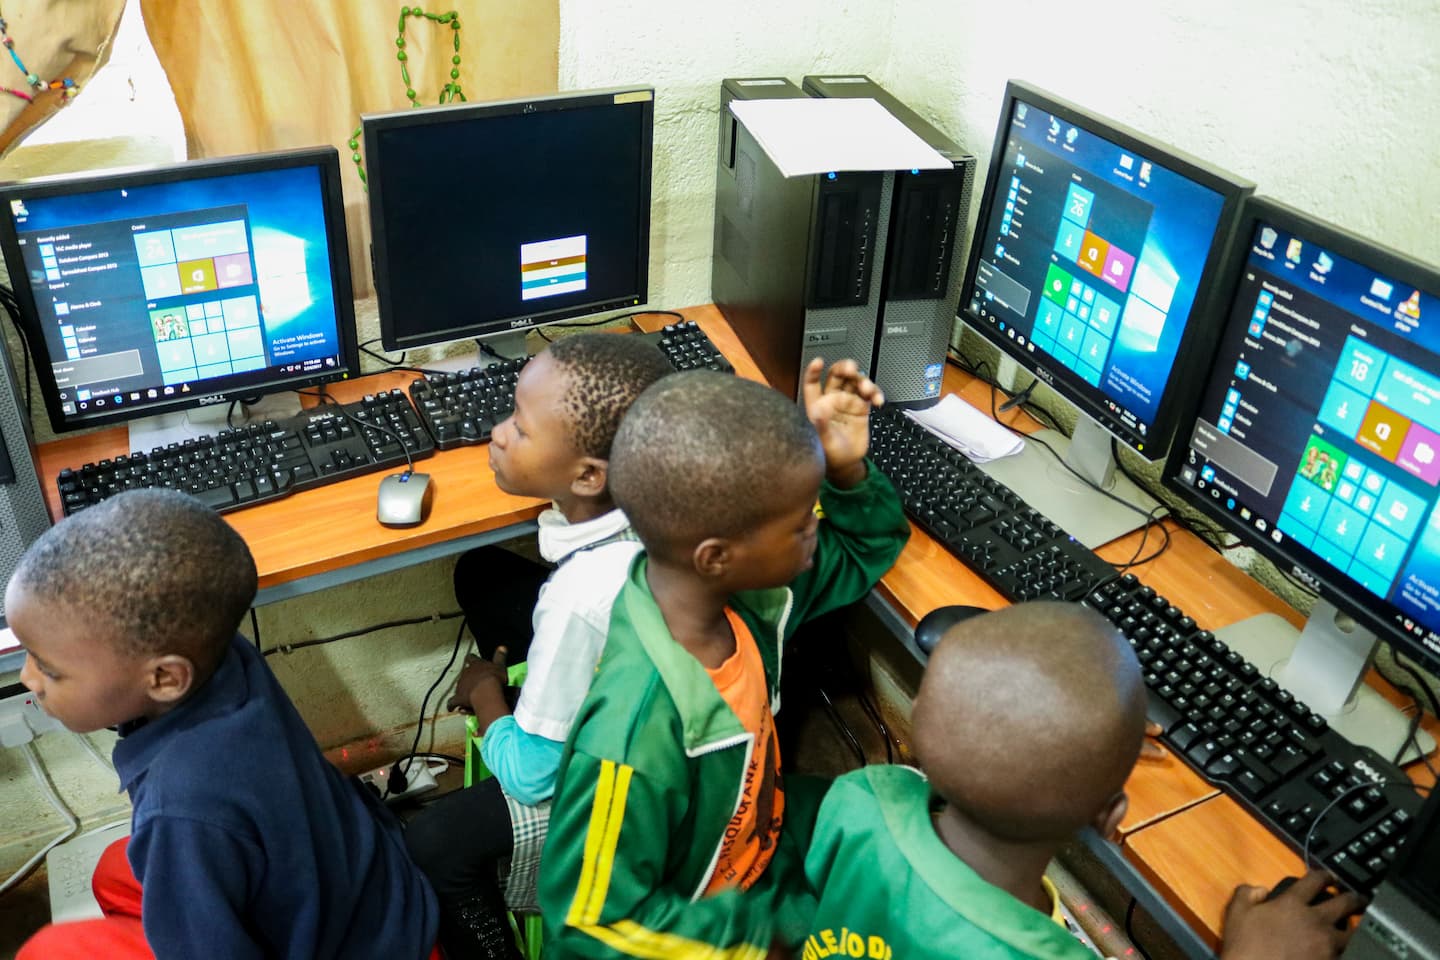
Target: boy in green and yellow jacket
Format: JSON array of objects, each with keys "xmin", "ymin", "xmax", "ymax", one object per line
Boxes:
[{"xmin": 538, "ymin": 360, "xmax": 909, "ymax": 959}]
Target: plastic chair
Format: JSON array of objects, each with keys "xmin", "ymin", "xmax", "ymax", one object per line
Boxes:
[{"xmin": 463, "ymin": 662, "xmax": 543, "ymax": 960}]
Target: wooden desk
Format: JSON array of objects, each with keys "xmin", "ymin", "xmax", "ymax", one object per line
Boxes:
[{"xmin": 32, "ymin": 305, "xmax": 764, "ymax": 604}]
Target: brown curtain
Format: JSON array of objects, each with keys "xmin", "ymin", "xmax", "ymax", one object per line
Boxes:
[
  {"xmin": 0, "ymin": 0, "xmax": 128, "ymax": 156},
  {"xmin": 139, "ymin": 0, "xmax": 559, "ymax": 293}
]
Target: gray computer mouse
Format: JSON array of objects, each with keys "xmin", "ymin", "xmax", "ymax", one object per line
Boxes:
[{"xmin": 377, "ymin": 472, "xmax": 433, "ymax": 527}]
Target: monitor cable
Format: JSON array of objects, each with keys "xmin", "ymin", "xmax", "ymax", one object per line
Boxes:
[
  {"xmin": 997, "ymin": 376, "xmax": 1038, "ymax": 414},
  {"xmin": 0, "ymin": 282, "xmax": 33, "ymax": 416},
  {"xmin": 261, "ymin": 609, "xmax": 464, "ymax": 658}
]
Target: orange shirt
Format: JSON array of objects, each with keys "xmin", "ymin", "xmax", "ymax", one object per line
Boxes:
[{"xmin": 703, "ymin": 608, "xmax": 785, "ymax": 895}]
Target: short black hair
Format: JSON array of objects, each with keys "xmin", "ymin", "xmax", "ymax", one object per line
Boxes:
[
  {"xmin": 547, "ymin": 333, "xmax": 674, "ymax": 459},
  {"xmin": 12, "ymin": 489, "xmax": 257, "ymax": 670},
  {"xmin": 609, "ymin": 371, "xmax": 823, "ymax": 552}
]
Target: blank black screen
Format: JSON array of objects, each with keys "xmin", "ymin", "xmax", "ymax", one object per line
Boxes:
[{"xmin": 370, "ymin": 101, "xmax": 649, "ymax": 346}]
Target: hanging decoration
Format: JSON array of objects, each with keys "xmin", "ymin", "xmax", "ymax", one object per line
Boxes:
[
  {"xmin": 348, "ymin": 6, "xmax": 466, "ymax": 189},
  {"xmin": 0, "ymin": 8, "xmax": 78, "ymax": 105}
]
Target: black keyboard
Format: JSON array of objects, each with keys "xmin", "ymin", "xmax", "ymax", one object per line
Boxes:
[
  {"xmin": 408, "ymin": 321, "xmax": 733, "ymax": 450},
  {"xmin": 870, "ymin": 407, "xmax": 1423, "ymax": 893},
  {"xmin": 56, "ymin": 389, "xmax": 435, "ymax": 516},
  {"xmin": 869, "ymin": 407, "xmax": 1113, "ymax": 601},
  {"xmin": 1087, "ymin": 574, "xmax": 1421, "ymax": 893}
]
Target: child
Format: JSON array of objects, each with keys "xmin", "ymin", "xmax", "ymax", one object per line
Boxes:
[
  {"xmin": 801, "ymin": 602, "xmax": 1366, "ymax": 960},
  {"xmin": 405, "ymin": 333, "xmax": 673, "ymax": 960},
  {"xmin": 538, "ymin": 359, "xmax": 910, "ymax": 958},
  {"xmin": 11, "ymin": 489, "xmax": 439, "ymax": 960}
]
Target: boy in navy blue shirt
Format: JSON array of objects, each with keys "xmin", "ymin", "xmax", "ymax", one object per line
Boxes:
[{"xmin": 11, "ymin": 489, "xmax": 440, "ymax": 960}]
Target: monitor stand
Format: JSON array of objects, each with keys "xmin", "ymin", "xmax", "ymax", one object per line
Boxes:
[
  {"xmin": 424, "ymin": 330, "xmax": 530, "ymax": 374},
  {"xmin": 125, "ymin": 393, "xmax": 303, "ymax": 452},
  {"xmin": 976, "ymin": 413, "xmax": 1166, "ymax": 549},
  {"xmin": 1217, "ymin": 599, "xmax": 1436, "ymax": 765}
]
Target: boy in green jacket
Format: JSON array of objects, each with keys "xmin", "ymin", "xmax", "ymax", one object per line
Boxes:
[
  {"xmin": 802, "ymin": 602, "xmax": 1365, "ymax": 960},
  {"xmin": 538, "ymin": 359, "xmax": 910, "ymax": 959}
]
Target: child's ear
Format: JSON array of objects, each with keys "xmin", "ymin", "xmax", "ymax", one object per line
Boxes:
[
  {"xmin": 570, "ymin": 456, "xmax": 609, "ymax": 499},
  {"xmin": 693, "ymin": 538, "xmax": 732, "ymax": 578},
  {"xmin": 143, "ymin": 654, "xmax": 196, "ymax": 706},
  {"xmin": 1092, "ymin": 791, "xmax": 1129, "ymax": 841}
]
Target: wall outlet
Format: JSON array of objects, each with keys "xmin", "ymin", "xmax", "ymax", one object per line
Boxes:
[
  {"xmin": 0, "ymin": 681, "xmax": 64, "ymax": 747},
  {"xmin": 358, "ymin": 756, "xmax": 442, "ymax": 805}
]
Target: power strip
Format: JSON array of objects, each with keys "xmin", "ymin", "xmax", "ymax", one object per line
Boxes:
[
  {"xmin": 0, "ymin": 681, "xmax": 64, "ymax": 747},
  {"xmin": 358, "ymin": 756, "xmax": 445, "ymax": 805}
]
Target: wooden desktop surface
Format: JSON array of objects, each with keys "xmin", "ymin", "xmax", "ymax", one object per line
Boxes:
[
  {"xmin": 33, "ymin": 307, "xmax": 766, "ymax": 591},
  {"xmin": 32, "ymin": 306, "xmax": 1436, "ymax": 946}
]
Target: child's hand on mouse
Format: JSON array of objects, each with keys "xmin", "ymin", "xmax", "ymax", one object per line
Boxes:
[
  {"xmin": 1219, "ymin": 870, "xmax": 1364, "ymax": 960},
  {"xmin": 447, "ymin": 646, "xmax": 513, "ymax": 732},
  {"xmin": 802, "ymin": 357, "xmax": 884, "ymax": 489}
]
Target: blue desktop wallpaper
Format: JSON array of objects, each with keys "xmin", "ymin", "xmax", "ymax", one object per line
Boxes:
[
  {"xmin": 1005, "ymin": 102, "xmax": 1227, "ymax": 426},
  {"xmin": 13, "ymin": 165, "xmax": 342, "ymax": 362}
]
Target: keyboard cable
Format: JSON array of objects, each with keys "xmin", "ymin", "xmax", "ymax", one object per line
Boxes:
[{"xmin": 0, "ymin": 742, "xmax": 80, "ymax": 896}]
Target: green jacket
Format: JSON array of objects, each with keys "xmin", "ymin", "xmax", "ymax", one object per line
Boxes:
[
  {"xmin": 539, "ymin": 464, "xmax": 909, "ymax": 960},
  {"xmin": 802, "ymin": 766, "xmax": 1092, "ymax": 960}
]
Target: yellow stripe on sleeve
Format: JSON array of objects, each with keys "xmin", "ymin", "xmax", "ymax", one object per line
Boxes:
[
  {"xmin": 566, "ymin": 759, "xmax": 618, "ymax": 928},
  {"xmin": 582, "ymin": 762, "xmax": 632, "ymax": 925}
]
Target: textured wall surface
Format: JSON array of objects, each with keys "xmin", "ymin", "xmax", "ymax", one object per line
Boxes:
[
  {"xmin": 874, "ymin": 0, "xmax": 1440, "ymax": 266},
  {"xmin": 558, "ymin": 0, "xmax": 896, "ymax": 309}
]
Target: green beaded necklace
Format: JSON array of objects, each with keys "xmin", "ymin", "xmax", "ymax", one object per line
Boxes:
[{"xmin": 348, "ymin": 6, "xmax": 467, "ymax": 189}]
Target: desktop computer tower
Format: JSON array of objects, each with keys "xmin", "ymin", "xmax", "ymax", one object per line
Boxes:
[
  {"xmin": 0, "ymin": 334, "xmax": 52, "ymax": 625},
  {"xmin": 802, "ymin": 75, "xmax": 976, "ymax": 409},
  {"xmin": 712, "ymin": 77, "xmax": 893, "ymax": 400}
]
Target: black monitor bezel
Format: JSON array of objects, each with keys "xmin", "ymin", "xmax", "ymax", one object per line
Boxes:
[
  {"xmin": 957, "ymin": 80, "xmax": 1253, "ymax": 461},
  {"xmin": 362, "ymin": 87, "xmax": 654, "ymax": 352},
  {"xmin": 1161, "ymin": 195, "xmax": 1440, "ymax": 676},
  {"xmin": 0, "ymin": 146, "xmax": 361, "ymax": 435}
]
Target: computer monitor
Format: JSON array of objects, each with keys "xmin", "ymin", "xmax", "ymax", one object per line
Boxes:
[
  {"xmin": 959, "ymin": 81, "xmax": 1252, "ymax": 547},
  {"xmin": 1165, "ymin": 195, "xmax": 1440, "ymax": 762},
  {"xmin": 362, "ymin": 86, "xmax": 654, "ymax": 357},
  {"xmin": 0, "ymin": 147, "xmax": 360, "ymax": 446}
]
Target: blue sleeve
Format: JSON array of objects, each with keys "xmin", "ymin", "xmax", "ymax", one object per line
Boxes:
[
  {"xmin": 479, "ymin": 714, "xmax": 565, "ymax": 806},
  {"xmin": 130, "ymin": 816, "xmax": 266, "ymax": 960}
]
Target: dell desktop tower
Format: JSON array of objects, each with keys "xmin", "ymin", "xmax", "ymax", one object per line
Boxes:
[
  {"xmin": 712, "ymin": 77, "xmax": 892, "ymax": 401},
  {"xmin": 802, "ymin": 75, "xmax": 976, "ymax": 409}
]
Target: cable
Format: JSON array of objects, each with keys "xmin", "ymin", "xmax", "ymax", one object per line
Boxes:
[
  {"xmin": 554, "ymin": 308, "xmax": 687, "ymax": 330},
  {"xmin": 262, "ymin": 610, "xmax": 465, "ymax": 657},
  {"xmin": 0, "ymin": 742, "xmax": 81, "ymax": 896},
  {"xmin": 387, "ymin": 616, "xmax": 470, "ymax": 799},
  {"xmin": 0, "ymin": 283, "xmax": 33, "ymax": 416},
  {"xmin": 1123, "ymin": 898, "xmax": 1155, "ymax": 960},
  {"xmin": 478, "ymin": 341, "xmax": 521, "ymax": 363},
  {"xmin": 359, "ymin": 338, "xmax": 408, "ymax": 368},
  {"xmin": 997, "ymin": 377, "xmax": 1037, "ymax": 414},
  {"xmin": 855, "ymin": 691, "xmax": 895, "ymax": 763},
  {"xmin": 72, "ymin": 732, "xmax": 114, "ymax": 773},
  {"xmin": 817, "ymin": 686, "xmax": 867, "ymax": 767},
  {"xmin": 1393, "ymin": 652, "xmax": 1440, "ymax": 720},
  {"xmin": 1302, "ymin": 780, "xmax": 1430, "ymax": 870},
  {"xmin": 303, "ymin": 389, "xmax": 416, "ymax": 477},
  {"xmin": 249, "ymin": 608, "xmax": 262, "ymax": 652}
]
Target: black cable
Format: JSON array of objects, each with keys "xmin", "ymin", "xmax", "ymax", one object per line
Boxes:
[
  {"xmin": 359, "ymin": 338, "xmax": 408, "ymax": 367},
  {"xmin": 1303, "ymin": 780, "xmax": 1429, "ymax": 869},
  {"xmin": 304, "ymin": 388, "xmax": 416, "ymax": 477},
  {"xmin": 997, "ymin": 377, "xmax": 1037, "ymax": 414},
  {"xmin": 554, "ymin": 308, "xmax": 687, "ymax": 330},
  {"xmin": 1123, "ymin": 898, "xmax": 1155, "ymax": 960},
  {"xmin": 855, "ymin": 691, "xmax": 895, "ymax": 763},
  {"xmin": 262, "ymin": 610, "xmax": 465, "ymax": 657},
  {"xmin": 248, "ymin": 608, "xmax": 261, "ymax": 652},
  {"xmin": 1393, "ymin": 652, "xmax": 1440, "ymax": 720},
  {"xmin": 412, "ymin": 751, "xmax": 466, "ymax": 766},
  {"xmin": 0, "ymin": 284, "xmax": 33, "ymax": 416},
  {"xmin": 226, "ymin": 400, "xmax": 238, "ymax": 430},
  {"xmin": 478, "ymin": 341, "xmax": 521, "ymax": 363},
  {"xmin": 535, "ymin": 328, "xmax": 554, "ymax": 343},
  {"xmin": 817, "ymin": 686, "xmax": 867, "ymax": 767},
  {"xmin": 389, "ymin": 616, "xmax": 470, "ymax": 799}
]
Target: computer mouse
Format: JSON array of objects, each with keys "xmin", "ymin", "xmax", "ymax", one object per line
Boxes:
[
  {"xmin": 377, "ymin": 472, "xmax": 433, "ymax": 527},
  {"xmin": 914, "ymin": 604, "xmax": 991, "ymax": 656}
]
